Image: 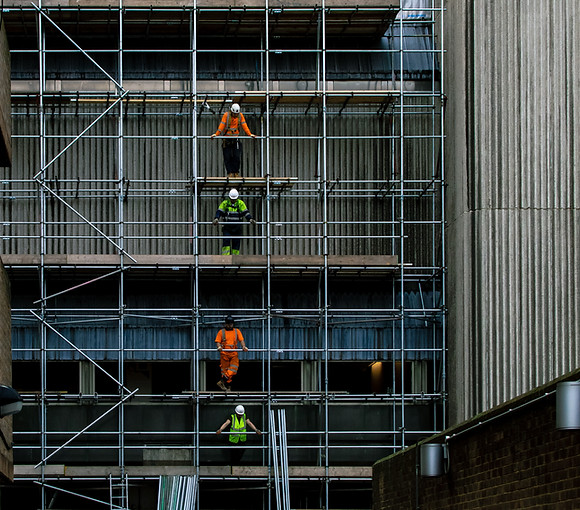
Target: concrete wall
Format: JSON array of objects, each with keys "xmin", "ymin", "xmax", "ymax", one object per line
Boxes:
[
  {"xmin": 445, "ymin": 0, "xmax": 580, "ymax": 424},
  {"xmin": 0, "ymin": 21, "xmax": 11, "ymax": 167},
  {"xmin": 0, "ymin": 259, "xmax": 13, "ymax": 481},
  {"xmin": 372, "ymin": 368, "xmax": 580, "ymax": 509}
]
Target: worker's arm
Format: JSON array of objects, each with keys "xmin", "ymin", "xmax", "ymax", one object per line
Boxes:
[
  {"xmin": 215, "ymin": 330, "xmax": 224, "ymax": 351},
  {"xmin": 246, "ymin": 419, "xmax": 262, "ymax": 435},
  {"xmin": 240, "ymin": 113, "xmax": 256, "ymax": 138},
  {"xmin": 216, "ymin": 419, "xmax": 231, "ymax": 434},
  {"xmin": 240, "ymin": 204, "xmax": 255, "ymax": 225},
  {"xmin": 212, "ymin": 113, "xmax": 228, "ymax": 138},
  {"xmin": 244, "ymin": 211, "xmax": 256, "ymax": 226},
  {"xmin": 238, "ymin": 329, "xmax": 249, "ymax": 352},
  {"xmin": 213, "ymin": 203, "xmax": 226, "ymax": 226}
]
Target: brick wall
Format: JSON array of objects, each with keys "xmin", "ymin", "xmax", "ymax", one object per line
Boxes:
[
  {"xmin": 0, "ymin": 259, "xmax": 13, "ymax": 481},
  {"xmin": 373, "ymin": 368, "xmax": 580, "ymax": 509}
]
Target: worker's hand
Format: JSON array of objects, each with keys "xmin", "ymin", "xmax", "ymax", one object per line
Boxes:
[
  {"xmin": 213, "ymin": 218, "xmax": 219, "ymax": 226},
  {"xmin": 250, "ymin": 134, "xmax": 257, "ymax": 139},
  {"xmin": 211, "ymin": 134, "xmax": 217, "ymax": 139},
  {"xmin": 216, "ymin": 429, "xmax": 221, "ymax": 435},
  {"xmin": 217, "ymin": 346, "xmax": 223, "ymax": 352},
  {"xmin": 256, "ymin": 429, "xmax": 262, "ymax": 435},
  {"xmin": 250, "ymin": 219, "xmax": 256, "ymax": 226},
  {"xmin": 242, "ymin": 346, "xmax": 249, "ymax": 352}
]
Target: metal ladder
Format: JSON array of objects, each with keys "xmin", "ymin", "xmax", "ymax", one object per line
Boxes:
[
  {"xmin": 109, "ymin": 473, "xmax": 129, "ymax": 510},
  {"xmin": 270, "ymin": 408, "xmax": 291, "ymax": 510},
  {"xmin": 157, "ymin": 475, "xmax": 198, "ymax": 510}
]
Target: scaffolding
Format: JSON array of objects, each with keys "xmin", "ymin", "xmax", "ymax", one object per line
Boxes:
[{"xmin": 1, "ymin": 1, "xmax": 445, "ymax": 508}]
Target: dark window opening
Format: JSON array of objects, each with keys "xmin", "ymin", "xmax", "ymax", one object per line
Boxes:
[
  {"xmin": 206, "ymin": 361, "xmax": 302, "ymax": 392},
  {"xmin": 328, "ymin": 361, "xmax": 434, "ymax": 394},
  {"xmin": 12, "ymin": 361, "xmax": 40, "ymax": 393},
  {"xmin": 124, "ymin": 361, "xmax": 191, "ymax": 395}
]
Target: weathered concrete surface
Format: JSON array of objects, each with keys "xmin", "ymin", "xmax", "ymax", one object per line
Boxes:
[
  {"xmin": 0, "ymin": 22, "xmax": 11, "ymax": 167},
  {"xmin": 445, "ymin": 0, "xmax": 580, "ymax": 425},
  {"xmin": 0, "ymin": 259, "xmax": 13, "ymax": 481}
]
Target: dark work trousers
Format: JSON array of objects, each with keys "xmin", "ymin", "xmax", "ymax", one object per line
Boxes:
[
  {"xmin": 222, "ymin": 138, "xmax": 243, "ymax": 175},
  {"xmin": 229, "ymin": 443, "xmax": 246, "ymax": 465},
  {"xmin": 222, "ymin": 224, "xmax": 243, "ymax": 255}
]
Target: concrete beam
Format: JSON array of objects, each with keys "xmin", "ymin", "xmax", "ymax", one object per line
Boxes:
[
  {"xmin": 1, "ymin": 254, "xmax": 399, "ymax": 268},
  {"xmin": 15, "ymin": 464, "xmax": 372, "ymax": 478},
  {"xmin": 0, "ymin": 22, "xmax": 11, "ymax": 167},
  {"xmin": 4, "ymin": 0, "xmax": 395, "ymax": 9}
]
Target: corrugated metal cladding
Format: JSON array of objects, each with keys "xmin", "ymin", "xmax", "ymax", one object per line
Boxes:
[
  {"xmin": 4, "ymin": 99, "xmax": 442, "ymax": 266},
  {"xmin": 445, "ymin": 0, "xmax": 580, "ymax": 424},
  {"xmin": 11, "ymin": 289, "xmax": 442, "ymax": 361}
]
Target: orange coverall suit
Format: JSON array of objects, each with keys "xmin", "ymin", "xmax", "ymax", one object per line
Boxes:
[
  {"xmin": 214, "ymin": 112, "xmax": 254, "ymax": 176},
  {"xmin": 215, "ymin": 328, "xmax": 245, "ymax": 383}
]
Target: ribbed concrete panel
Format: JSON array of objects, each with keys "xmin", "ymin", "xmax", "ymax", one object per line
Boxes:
[
  {"xmin": 473, "ymin": 209, "xmax": 580, "ymax": 408},
  {"xmin": 0, "ymin": 22, "xmax": 11, "ymax": 167},
  {"xmin": 446, "ymin": 0, "xmax": 580, "ymax": 424}
]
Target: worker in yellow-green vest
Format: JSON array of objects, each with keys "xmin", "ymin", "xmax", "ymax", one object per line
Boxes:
[
  {"xmin": 213, "ymin": 188, "xmax": 256, "ymax": 255},
  {"xmin": 216, "ymin": 405, "xmax": 262, "ymax": 465}
]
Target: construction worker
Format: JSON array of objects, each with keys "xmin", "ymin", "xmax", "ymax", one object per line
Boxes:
[
  {"xmin": 215, "ymin": 315, "xmax": 248, "ymax": 391},
  {"xmin": 211, "ymin": 103, "xmax": 257, "ymax": 177},
  {"xmin": 216, "ymin": 404, "xmax": 262, "ymax": 465},
  {"xmin": 212, "ymin": 188, "xmax": 256, "ymax": 256}
]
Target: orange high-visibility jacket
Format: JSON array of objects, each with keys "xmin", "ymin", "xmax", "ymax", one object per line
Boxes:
[
  {"xmin": 214, "ymin": 112, "xmax": 253, "ymax": 137},
  {"xmin": 215, "ymin": 328, "xmax": 244, "ymax": 349}
]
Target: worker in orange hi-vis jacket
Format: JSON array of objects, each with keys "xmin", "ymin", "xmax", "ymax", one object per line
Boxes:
[
  {"xmin": 215, "ymin": 315, "xmax": 249, "ymax": 391},
  {"xmin": 211, "ymin": 103, "xmax": 257, "ymax": 177}
]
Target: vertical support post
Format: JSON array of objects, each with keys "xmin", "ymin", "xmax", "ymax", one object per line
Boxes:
[
  {"xmin": 37, "ymin": 3, "xmax": 48, "ymax": 508},
  {"xmin": 438, "ymin": 0, "xmax": 448, "ymax": 434},
  {"xmin": 320, "ymin": 2, "xmax": 330, "ymax": 507},
  {"xmin": 191, "ymin": 4, "xmax": 201, "ymax": 500},
  {"xmin": 117, "ymin": 0, "xmax": 126, "ymax": 487},
  {"xmin": 398, "ymin": 0, "xmax": 406, "ymax": 451}
]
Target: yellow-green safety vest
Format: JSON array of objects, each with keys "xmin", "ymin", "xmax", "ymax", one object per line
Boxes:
[{"xmin": 229, "ymin": 413, "xmax": 247, "ymax": 444}]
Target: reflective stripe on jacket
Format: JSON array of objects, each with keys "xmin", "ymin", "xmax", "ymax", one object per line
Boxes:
[
  {"xmin": 215, "ymin": 199, "xmax": 252, "ymax": 222},
  {"xmin": 229, "ymin": 413, "xmax": 247, "ymax": 444},
  {"xmin": 215, "ymin": 112, "xmax": 253, "ymax": 137},
  {"xmin": 215, "ymin": 328, "xmax": 244, "ymax": 349}
]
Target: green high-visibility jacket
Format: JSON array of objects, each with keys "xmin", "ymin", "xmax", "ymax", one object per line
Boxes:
[{"xmin": 215, "ymin": 199, "xmax": 252, "ymax": 223}]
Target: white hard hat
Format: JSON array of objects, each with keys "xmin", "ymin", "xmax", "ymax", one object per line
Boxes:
[
  {"xmin": 235, "ymin": 405, "xmax": 245, "ymax": 415},
  {"xmin": 230, "ymin": 103, "xmax": 240, "ymax": 114},
  {"xmin": 229, "ymin": 188, "xmax": 239, "ymax": 200}
]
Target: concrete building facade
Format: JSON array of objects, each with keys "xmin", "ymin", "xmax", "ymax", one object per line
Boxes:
[
  {"xmin": 445, "ymin": 0, "xmax": 580, "ymax": 424},
  {"xmin": 0, "ymin": 260, "xmax": 14, "ymax": 482}
]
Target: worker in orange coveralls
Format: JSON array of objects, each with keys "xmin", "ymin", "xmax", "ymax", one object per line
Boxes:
[
  {"xmin": 215, "ymin": 315, "xmax": 248, "ymax": 391},
  {"xmin": 211, "ymin": 103, "xmax": 257, "ymax": 177}
]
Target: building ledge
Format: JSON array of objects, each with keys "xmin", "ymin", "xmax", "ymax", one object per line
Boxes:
[
  {"xmin": 1, "ymin": 254, "xmax": 399, "ymax": 271},
  {"xmin": 15, "ymin": 464, "xmax": 371, "ymax": 479}
]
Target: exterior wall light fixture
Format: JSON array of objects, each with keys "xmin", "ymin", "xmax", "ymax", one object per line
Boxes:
[
  {"xmin": 420, "ymin": 443, "xmax": 449, "ymax": 477},
  {"xmin": 556, "ymin": 381, "xmax": 580, "ymax": 430}
]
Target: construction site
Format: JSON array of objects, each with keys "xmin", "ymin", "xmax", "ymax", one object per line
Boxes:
[{"xmin": 0, "ymin": 0, "xmax": 444, "ymax": 508}]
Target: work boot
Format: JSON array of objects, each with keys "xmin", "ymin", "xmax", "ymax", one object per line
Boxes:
[
  {"xmin": 217, "ymin": 380, "xmax": 227, "ymax": 391},
  {"xmin": 233, "ymin": 173, "xmax": 240, "ymax": 178}
]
